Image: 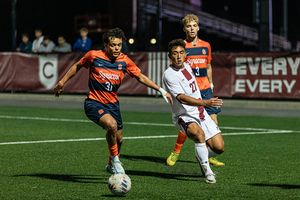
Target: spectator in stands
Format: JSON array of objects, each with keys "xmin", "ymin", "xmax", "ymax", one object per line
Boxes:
[
  {"xmin": 73, "ymin": 27, "xmax": 92, "ymax": 52},
  {"xmin": 33, "ymin": 35, "xmax": 56, "ymax": 53},
  {"xmin": 16, "ymin": 33, "xmax": 32, "ymax": 53},
  {"xmin": 53, "ymin": 35, "xmax": 72, "ymax": 53},
  {"xmin": 32, "ymin": 28, "xmax": 44, "ymax": 52}
]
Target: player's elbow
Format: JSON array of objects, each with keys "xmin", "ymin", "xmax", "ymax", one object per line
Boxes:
[{"xmin": 176, "ymin": 94, "xmax": 185, "ymax": 104}]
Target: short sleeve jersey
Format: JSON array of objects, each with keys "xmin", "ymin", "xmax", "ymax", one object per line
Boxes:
[
  {"xmin": 184, "ymin": 38, "xmax": 212, "ymax": 90},
  {"xmin": 80, "ymin": 50, "xmax": 141, "ymax": 104},
  {"xmin": 163, "ymin": 63, "xmax": 205, "ymax": 121}
]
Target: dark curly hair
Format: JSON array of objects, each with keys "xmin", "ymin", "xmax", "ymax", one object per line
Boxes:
[
  {"xmin": 102, "ymin": 28, "xmax": 126, "ymax": 44},
  {"xmin": 168, "ymin": 39, "xmax": 186, "ymax": 54}
]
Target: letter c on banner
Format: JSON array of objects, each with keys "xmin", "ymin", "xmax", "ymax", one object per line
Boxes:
[{"xmin": 39, "ymin": 55, "xmax": 58, "ymax": 90}]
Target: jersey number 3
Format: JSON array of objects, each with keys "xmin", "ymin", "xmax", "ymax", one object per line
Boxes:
[
  {"xmin": 105, "ymin": 82, "xmax": 113, "ymax": 91},
  {"xmin": 189, "ymin": 81, "xmax": 197, "ymax": 93}
]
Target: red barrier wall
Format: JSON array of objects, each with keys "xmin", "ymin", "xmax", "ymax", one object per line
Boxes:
[
  {"xmin": 0, "ymin": 52, "xmax": 299, "ymax": 99},
  {"xmin": 212, "ymin": 52, "xmax": 300, "ymax": 99}
]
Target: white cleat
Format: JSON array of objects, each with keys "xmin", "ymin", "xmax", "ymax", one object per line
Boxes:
[
  {"xmin": 111, "ymin": 158, "xmax": 125, "ymax": 174},
  {"xmin": 205, "ymin": 173, "xmax": 216, "ymax": 184},
  {"xmin": 105, "ymin": 164, "xmax": 116, "ymax": 174}
]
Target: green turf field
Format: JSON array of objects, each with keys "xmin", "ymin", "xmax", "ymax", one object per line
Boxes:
[{"xmin": 0, "ymin": 106, "xmax": 299, "ymax": 199}]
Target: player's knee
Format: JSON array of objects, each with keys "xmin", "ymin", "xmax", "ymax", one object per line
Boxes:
[
  {"xmin": 214, "ymin": 141, "xmax": 225, "ymax": 154},
  {"xmin": 106, "ymin": 120, "xmax": 118, "ymax": 133}
]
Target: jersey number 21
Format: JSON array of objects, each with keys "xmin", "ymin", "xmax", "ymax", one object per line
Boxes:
[{"xmin": 189, "ymin": 81, "xmax": 197, "ymax": 93}]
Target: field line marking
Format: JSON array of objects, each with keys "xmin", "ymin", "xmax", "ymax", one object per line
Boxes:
[
  {"xmin": 0, "ymin": 115, "xmax": 91, "ymax": 123},
  {"xmin": 222, "ymin": 130, "xmax": 294, "ymax": 136},
  {"xmin": 1, "ymin": 115, "xmax": 299, "ymax": 133},
  {"xmin": 0, "ymin": 130, "xmax": 298, "ymax": 146},
  {"xmin": 0, "ymin": 115, "xmax": 176, "ymax": 126},
  {"xmin": 0, "ymin": 135, "xmax": 178, "ymax": 145},
  {"xmin": 0, "ymin": 115, "xmax": 295, "ymax": 132}
]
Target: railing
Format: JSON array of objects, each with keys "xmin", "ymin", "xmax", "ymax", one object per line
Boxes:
[{"xmin": 141, "ymin": 0, "xmax": 291, "ymax": 51}]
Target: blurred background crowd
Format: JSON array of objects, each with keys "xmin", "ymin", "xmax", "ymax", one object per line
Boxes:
[{"xmin": 1, "ymin": 0, "xmax": 300, "ymax": 53}]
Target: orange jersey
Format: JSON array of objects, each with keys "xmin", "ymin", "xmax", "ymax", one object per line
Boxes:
[
  {"xmin": 184, "ymin": 39, "xmax": 212, "ymax": 90},
  {"xmin": 80, "ymin": 50, "xmax": 141, "ymax": 104}
]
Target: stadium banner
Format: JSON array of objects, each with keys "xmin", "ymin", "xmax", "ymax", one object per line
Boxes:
[
  {"xmin": 212, "ymin": 52, "xmax": 300, "ymax": 99},
  {"xmin": 0, "ymin": 52, "xmax": 300, "ymax": 99},
  {"xmin": 211, "ymin": 53, "xmax": 233, "ymax": 97}
]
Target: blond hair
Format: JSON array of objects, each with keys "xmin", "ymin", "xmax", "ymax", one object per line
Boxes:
[{"xmin": 182, "ymin": 14, "xmax": 199, "ymax": 27}]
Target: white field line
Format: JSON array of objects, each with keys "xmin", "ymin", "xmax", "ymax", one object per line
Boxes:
[
  {"xmin": 0, "ymin": 115, "xmax": 299, "ymax": 146},
  {"xmin": 0, "ymin": 135, "xmax": 179, "ymax": 145}
]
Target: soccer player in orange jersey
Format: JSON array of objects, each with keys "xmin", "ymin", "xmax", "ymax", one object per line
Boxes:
[
  {"xmin": 166, "ymin": 14, "xmax": 225, "ymax": 166},
  {"xmin": 54, "ymin": 28, "xmax": 172, "ymax": 174}
]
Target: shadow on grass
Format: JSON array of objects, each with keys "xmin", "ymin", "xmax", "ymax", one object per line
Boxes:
[
  {"xmin": 125, "ymin": 170, "xmax": 203, "ymax": 180},
  {"xmin": 121, "ymin": 154, "xmax": 196, "ymax": 164},
  {"xmin": 248, "ymin": 183, "xmax": 300, "ymax": 189},
  {"xmin": 12, "ymin": 174, "xmax": 107, "ymax": 184},
  {"xmin": 101, "ymin": 194, "xmax": 126, "ymax": 198}
]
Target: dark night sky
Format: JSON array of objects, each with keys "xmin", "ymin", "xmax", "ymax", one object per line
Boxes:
[
  {"xmin": 1, "ymin": 0, "xmax": 110, "ymax": 52},
  {"xmin": 1, "ymin": 0, "xmax": 300, "ymax": 52}
]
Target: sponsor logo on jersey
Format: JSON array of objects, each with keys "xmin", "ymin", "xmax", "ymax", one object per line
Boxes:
[
  {"xmin": 99, "ymin": 71, "xmax": 120, "ymax": 80},
  {"xmin": 118, "ymin": 64, "xmax": 122, "ymax": 70},
  {"xmin": 186, "ymin": 58, "xmax": 206, "ymax": 65},
  {"xmin": 202, "ymin": 49, "xmax": 206, "ymax": 54}
]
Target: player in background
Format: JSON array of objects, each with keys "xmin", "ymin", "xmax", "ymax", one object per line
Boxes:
[
  {"xmin": 167, "ymin": 14, "xmax": 224, "ymax": 166},
  {"xmin": 163, "ymin": 39, "xmax": 224, "ymax": 184},
  {"xmin": 54, "ymin": 28, "xmax": 172, "ymax": 174}
]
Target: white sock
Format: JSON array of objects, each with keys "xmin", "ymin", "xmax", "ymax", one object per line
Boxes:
[
  {"xmin": 111, "ymin": 155, "xmax": 120, "ymax": 162},
  {"xmin": 195, "ymin": 143, "xmax": 213, "ymax": 175},
  {"xmin": 208, "ymin": 147, "xmax": 219, "ymax": 158}
]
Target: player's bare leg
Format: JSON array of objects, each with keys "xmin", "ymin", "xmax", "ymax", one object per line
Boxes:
[
  {"xmin": 210, "ymin": 114, "xmax": 218, "ymax": 125},
  {"xmin": 99, "ymin": 114, "xmax": 125, "ymax": 174},
  {"xmin": 187, "ymin": 123, "xmax": 216, "ymax": 184},
  {"xmin": 116, "ymin": 129, "xmax": 123, "ymax": 155},
  {"xmin": 206, "ymin": 133, "xmax": 225, "ymax": 154}
]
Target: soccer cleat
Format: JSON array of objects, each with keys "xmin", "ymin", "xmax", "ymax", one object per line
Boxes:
[
  {"xmin": 105, "ymin": 164, "xmax": 116, "ymax": 174},
  {"xmin": 209, "ymin": 157, "xmax": 225, "ymax": 166},
  {"xmin": 166, "ymin": 151, "xmax": 179, "ymax": 166},
  {"xmin": 205, "ymin": 173, "xmax": 216, "ymax": 184},
  {"xmin": 111, "ymin": 159, "xmax": 125, "ymax": 174}
]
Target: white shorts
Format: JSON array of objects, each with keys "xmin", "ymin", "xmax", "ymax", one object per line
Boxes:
[{"xmin": 174, "ymin": 114, "xmax": 221, "ymax": 141}]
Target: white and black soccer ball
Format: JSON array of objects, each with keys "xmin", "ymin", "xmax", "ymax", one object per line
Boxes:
[{"xmin": 108, "ymin": 173, "xmax": 131, "ymax": 196}]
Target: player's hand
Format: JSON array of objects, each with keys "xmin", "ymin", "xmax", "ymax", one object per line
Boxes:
[
  {"xmin": 54, "ymin": 82, "xmax": 64, "ymax": 97},
  {"xmin": 158, "ymin": 88, "xmax": 173, "ymax": 104},
  {"xmin": 165, "ymin": 93, "xmax": 173, "ymax": 105},
  {"xmin": 207, "ymin": 97, "xmax": 223, "ymax": 107}
]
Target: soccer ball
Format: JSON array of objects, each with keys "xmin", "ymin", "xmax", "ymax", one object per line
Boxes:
[{"xmin": 108, "ymin": 173, "xmax": 131, "ymax": 196}]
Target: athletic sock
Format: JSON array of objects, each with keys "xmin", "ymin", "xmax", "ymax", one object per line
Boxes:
[
  {"xmin": 195, "ymin": 143, "xmax": 213, "ymax": 175},
  {"xmin": 174, "ymin": 130, "xmax": 188, "ymax": 154},
  {"xmin": 207, "ymin": 146, "xmax": 219, "ymax": 158},
  {"xmin": 108, "ymin": 143, "xmax": 118, "ymax": 165}
]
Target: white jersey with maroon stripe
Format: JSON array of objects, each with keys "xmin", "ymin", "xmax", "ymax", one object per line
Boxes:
[
  {"xmin": 163, "ymin": 62, "xmax": 207, "ymax": 122},
  {"xmin": 163, "ymin": 63, "xmax": 220, "ymax": 139}
]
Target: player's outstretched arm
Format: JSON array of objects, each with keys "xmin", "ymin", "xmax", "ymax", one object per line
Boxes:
[
  {"xmin": 177, "ymin": 94, "xmax": 222, "ymax": 107},
  {"xmin": 54, "ymin": 62, "xmax": 83, "ymax": 97},
  {"xmin": 135, "ymin": 73, "xmax": 173, "ymax": 104}
]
